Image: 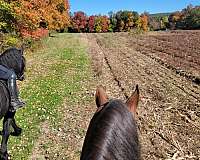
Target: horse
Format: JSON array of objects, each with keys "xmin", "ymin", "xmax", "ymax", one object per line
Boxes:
[
  {"xmin": 81, "ymin": 85, "xmax": 141, "ymax": 160},
  {"xmin": 0, "ymin": 47, "xmax": 26, "ymax": 160}
]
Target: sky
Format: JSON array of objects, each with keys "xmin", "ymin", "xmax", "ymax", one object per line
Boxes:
[{"xmin": 69, "ymin": 0, "xmax": 200, "ymax": 15}]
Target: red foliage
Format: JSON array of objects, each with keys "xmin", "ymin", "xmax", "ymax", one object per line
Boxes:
[
  {"xmin": 20, "ymin": 28, "xmax": 49, "ymax": 40},
  {"xmin": 71, "ymin": 11, "xmax": 88, "ymax": 32},
  {"xmin": 88, "ymin": 16, "xmax": 95, "ymax": 32}
]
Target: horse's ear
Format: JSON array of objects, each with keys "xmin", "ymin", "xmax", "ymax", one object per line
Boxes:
[
  {"xmin": 126, "ymin": 85, "xmax": 139, "ymax": 114},
  {"xmin": 95, "ymin": 85, "xmax": 109, "ymax": 108}
]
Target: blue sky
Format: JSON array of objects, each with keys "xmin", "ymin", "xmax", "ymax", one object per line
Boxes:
[{"xmin": 69, "ymin": 0, "xmax": 200, "ymax": 15}]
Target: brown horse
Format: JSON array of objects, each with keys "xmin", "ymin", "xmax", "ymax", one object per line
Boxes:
[{"xmin": 81, "ymin": 85, "xmax": 141, "ymax": 160}]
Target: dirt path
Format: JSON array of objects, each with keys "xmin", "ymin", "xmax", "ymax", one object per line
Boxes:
[
  {"xmin": 25, "ymin": 34, "xmax": 96, "ymax": 160},
  {"xmin": 83, "ymin": 33, "xmax": 200, "ymax": 160}
]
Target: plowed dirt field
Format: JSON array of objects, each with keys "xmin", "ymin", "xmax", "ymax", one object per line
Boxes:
[{"xmin": 83, "ymin": 31, "xmax": 200, "ymax": 159}]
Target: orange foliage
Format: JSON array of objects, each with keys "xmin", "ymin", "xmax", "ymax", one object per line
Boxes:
[
  {"xmin": 140, "ymin": 15, "xmax": 148, "ymax": 31},
  {"xmin": 101, "ymin": 16, "xmax": 110, "ymax": 32},
  {"xmin": 12, "ymin": 0, "xmax": 70, "ymax": 37}
]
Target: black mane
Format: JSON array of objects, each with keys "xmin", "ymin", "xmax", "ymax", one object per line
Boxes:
[
  {"xmin": 0, "ymin": 47, "xmax": 25, "ymax": 78},
  {"xmin": 81, "ymin": 99, "xmax": 140, "ymax": 160}
]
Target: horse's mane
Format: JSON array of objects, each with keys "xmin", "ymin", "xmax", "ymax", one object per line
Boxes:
[
  {"xmin": 81, "ymin": 99, "xmax": 140, "ymax": 160},
  {"xmin": 0, "ymin": 47, "xmax": 25, "ymax": 76}
]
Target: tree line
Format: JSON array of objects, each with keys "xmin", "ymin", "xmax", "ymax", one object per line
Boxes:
[
  {"xmin": 69, "ymin": 11, "xmax": 148, "ymax": 33},
  {"xmin": 168, "ymin": 5, "xmax": 200, "ymax": 30},
  {"xmin": 0, "ymin": 1, "xmax": 199, "ymax": 38},
  {"xmin": 145, "ymin": 5, "xmax": 200, "ymax": 31},
  {"xmin": 68, "ymin": 5, "xmax": 199, "ymax": 33}
]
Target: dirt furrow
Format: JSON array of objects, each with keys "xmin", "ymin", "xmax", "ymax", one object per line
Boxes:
[{"xmin": 82, "ymin": 33, "xmax": 125, "ymax": 100}]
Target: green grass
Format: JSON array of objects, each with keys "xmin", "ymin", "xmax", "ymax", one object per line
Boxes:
[{"xmin": 0, "ymin": 33, "xmax": 92, "ymax": 159}]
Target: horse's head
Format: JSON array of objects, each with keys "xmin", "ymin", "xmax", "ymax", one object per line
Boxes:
[
  {"xmin": 0, "ymin": 47, "xmax": 26, "ymax": 81},
  {"xmin": 81, "ymin": 86, "xmax": 140, "ymax": 160},
  {"xmin": 95, "ymin": 85, "xmax": 139, "ymax": 117}
]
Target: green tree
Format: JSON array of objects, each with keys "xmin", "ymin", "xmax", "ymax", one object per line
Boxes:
[
  {"xmin": 161, "ymin": 16, "xmax": 169, "ymax": 29},
  {"xmin": 185, "ymin": 6, "xmax": 200, "ymax": 29},
  {"xmin": 108, "ymin": 11, "xmax": 117, "ymax": 31},
  {"xmin": 168, "ymin": 5, "xmax": 200, "ymax": 30},
  {"xmin": 0, "ymin": 0, "xmax": 16, "ymax": 32}
]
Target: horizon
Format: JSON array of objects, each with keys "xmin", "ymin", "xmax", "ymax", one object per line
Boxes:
[{"xmin": 69, "ymin": 0, "xmax": 200, "ymax": 16}]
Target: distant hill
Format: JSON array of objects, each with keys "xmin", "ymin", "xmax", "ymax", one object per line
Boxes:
[{"xmin": 150, "ymin": 13, "xmax": 172, "ymax": 17}]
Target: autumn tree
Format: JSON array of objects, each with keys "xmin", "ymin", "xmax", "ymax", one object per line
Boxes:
[
  {"xmin": 11, "ymin": 0, "xmax": 70, "ymax": 35},
  {"xmin": 140, "ymin": 14, "xmax": 148, "ymax": 31},
  {"xmin": 43, "ymin": 0, "xmax": 70, "ymax": 31},
  {"xmin": 101, "ymin": 16, "xmax": 110, "ymax": 32},
  {"xmin": 71, "ymin": 11, "xmax": 87, "ymax": 32},
  {"xmin": 121, "ymin": 11, "xmax": 133, "ymax": 31},
  {"xmin": 88, "ymin": 15, "xmax": 95, "ymax": 32},
  {"xmin": 13, "ymin": 0, "xmax": 41, "ymax": 31},
  {"xmin": 168, "ymin": 11, "xmax": 183, "ymax": 29},
  {"xmin": 94, "ymin": 16, "xmax": 102, "ymax": 32},
  {"xmin": 114, "ymin": 10, "xmax": 139, "ymax": 32}
]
